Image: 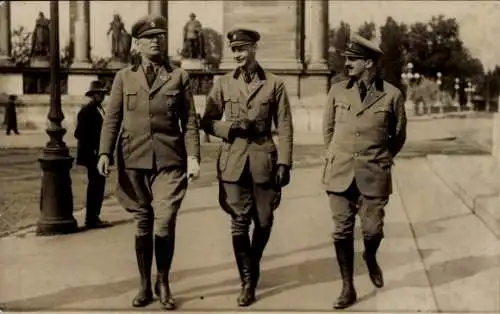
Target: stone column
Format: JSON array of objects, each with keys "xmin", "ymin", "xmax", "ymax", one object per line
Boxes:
[
  {"xmin": 305, "ymin": 0, "xmax": 328, "ymax": 70},
  {"xmin": 148, "ymin": 0, "xmax": 168, "ymax": 58},
  {"xmin": 0, "ymin": 0, "xmax": 11, "ymax": 65},
  {"xmin": 72, "ymin": 0, "xmax": 91, "ymax": 68}
]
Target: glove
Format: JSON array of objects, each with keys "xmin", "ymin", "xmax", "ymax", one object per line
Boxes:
[
  {"xmin": 275, "ymin": 164, "xmax": 290, "ymax": 187},
  {"xmin": 187, "ymin": 156, "xmax": 200, "ymax": 181},
  {"xmin": 228, "ymin": 119, "xmax": 254, "ymax": 140}
]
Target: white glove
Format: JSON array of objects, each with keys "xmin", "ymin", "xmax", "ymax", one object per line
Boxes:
[{"xmin": 187, "ymin": 156, "xmax": 200, "ymax": 181}]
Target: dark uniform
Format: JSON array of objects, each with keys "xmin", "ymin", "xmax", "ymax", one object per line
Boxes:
[
  {"xmin": 74, "ymin": 80, "xmax": 108, "ymax": 228},
  {"xmin": 201, "ymin": 28, "xmax": 294, "ymax": 306},
  {"xmin": 322, "ymin": 34, "xmax": 407, "ymax": 308},
  {"xmin": 4, "ymin": 95, "xmax": 19, "ymax": 135},
  {"xmin": 98, "ymin": 15, "xmax": 200, "ymax": 310}
]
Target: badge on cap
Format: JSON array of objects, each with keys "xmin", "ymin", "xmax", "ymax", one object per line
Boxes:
[
  {"xmin": 150, "ymin": 21, "xmax": 156, "ymax": 28},
  {"xmin": 232, "ymin": 33, "xmax": 237, "ymax": 41},
  {"xmin": 347, "ymin": 42, "xmax": 353, "ymax": 49}
]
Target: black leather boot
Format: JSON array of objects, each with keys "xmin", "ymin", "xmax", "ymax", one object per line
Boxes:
[
  {"xmin": 251, "ymin": 225, "xmax": 272, "ymax": 289},
  {"xmin": 132, "ymin": 235, "xmax": 154, "ymax": 307},
  {"xmin": 154, "ymin": 235, "xmax": 176, "ymax": 310},
  {"xmin": 333, "ymin": 239, "xmax": 357, "ymax": 309},
  {"xmin": 363, "ymin": 236, "xmax": 384, "ymax": 288},
  {"xmin": 233, "ymin": 234, "xmax": 256, "ymax": 307}
]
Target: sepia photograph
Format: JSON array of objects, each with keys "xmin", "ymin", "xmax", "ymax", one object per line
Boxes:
[{"xmin": 0, "ymin": 0, "xmax": 499, "ymax": 313}]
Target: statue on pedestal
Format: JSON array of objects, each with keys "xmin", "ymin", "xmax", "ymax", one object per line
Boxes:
[
  {"xmin": 30, "ymin": 12, "xmax": 50, "ymax": 66},
  {"xmin": 182, "ymin": 13, "xmax": 205, "ymax": 60},
  {"xmin": 106, "ymin": 14, "xmax": 132, "ymax": 67}
]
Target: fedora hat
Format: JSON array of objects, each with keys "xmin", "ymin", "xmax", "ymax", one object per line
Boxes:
[{"xmin": 85, "ymin": 80, "xmax": 108, "ymax": 97}]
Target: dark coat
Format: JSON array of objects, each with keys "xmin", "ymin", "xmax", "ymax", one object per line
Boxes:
[
  {"xmin": 322, "ymin": 77, "xmax": 407, "ymax": 197},
  {"xmin": 3, "ymin": 101, "xmax": 17, "ymax": 129},
  {"xmin": 74, "ymin": 102, "xmax": 104, "ymax": 167}
]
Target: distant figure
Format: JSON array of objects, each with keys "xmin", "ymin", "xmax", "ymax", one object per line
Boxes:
[
  {"xmin": 4, "ymin": 95, "xmax": 19, "ymax": 135},
  {"xmin": 182, "ymin": 13, "xmax": 204, "ymax": 59},
  {"xmin": 31, "ymin": 12, "xmax": 50, "ymax": 58},
  {"xmin": 74, "ymin": 81, "xmax": 110, "ymax": 229},
  {"xmin": 107, "ymin": 14, "xmax": 132, "ymax": 62}
]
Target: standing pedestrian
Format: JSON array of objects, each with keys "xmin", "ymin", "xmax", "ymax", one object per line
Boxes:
[
  {"xmin": 4, "ymin": 95, "xmax": 19, "ymax": 135},
  {"xmin": 322, "ymin": 33, "xmax": 407, "ymax": 309},
  {"xmin": 201, "ymin": 28, "xmax": 294, "ymax": 307},
  {"xmin": 74, "ymin": 80, "xmax": 110, "ymax": 229},
  {"xmin": 97, "ymin": 14, "xmax": 201, "ymax": 310}
]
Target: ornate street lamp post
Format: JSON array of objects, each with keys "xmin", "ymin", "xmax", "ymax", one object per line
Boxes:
[
  {"xmin": 36, "ymin": 1, "xmax": 77, "ymax": 236},
  {"xmin": 465, "ymin": 81, "xmax": 475, "ymax": 111},
  {"xmin": 436, "ymin": 72, "xmax": 443, "ymax": 115},
  {"xmin": 454, "ymin": 78, "xmax": 460, "ymax": 110}
]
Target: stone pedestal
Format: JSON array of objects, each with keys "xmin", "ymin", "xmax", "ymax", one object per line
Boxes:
[
  {"xmin": 0, "ymin": 73, "xmax": 23, "ymax": 95},
  {"xmin": 181, "ymin": 58, "xmax": 204, "ymax": 70},
  {"xmin": 220, "ymin": 0, "xmax": 303, "ymax": 70},
  {"xmin": 107, "ymin": 59, "xmax": 127, "ymax": 70},
  {"xmin": 30, "ymin": 57, "xmax": 50, "ymax": 68},
  {"xmin": 300, "ymin": 75, "xmax": 329, "ymax": 98},
  {"xmin": 68, "ymin": 74, "xmax": 99, "ymax": 96}
]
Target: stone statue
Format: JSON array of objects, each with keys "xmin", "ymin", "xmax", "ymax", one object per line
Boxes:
[
  {"xmin": 106, "ymin": 14, "xmax": 132, "ymax": 63},
  {"xmin": 182, "ymin": 13, "xmax": 205, "ymax": 59},
  {"xmin": 31, "ymin": 12, "xmax": 50, "ymax": 58}
]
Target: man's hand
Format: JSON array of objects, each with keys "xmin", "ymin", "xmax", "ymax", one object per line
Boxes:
[
  {"xmin": 275, "ymin": 164, "xmax": 290, "ymax": 187},
  {"xmin": 97, "ymin": 154, "xmax": 111, "ymax": 177},
  {"xmin": 228, "ymin": 119, "xmax": 254, "ymax": 140},
  {"xmin": 187, "ymin": 156, "xmax": 200, "ymax": 181}
]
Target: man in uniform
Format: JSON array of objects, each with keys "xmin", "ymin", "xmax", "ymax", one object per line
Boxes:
[
  {"xmin": 74, "ymin": 80, "xmax": 109, "ymax": 229},
  {"xmin": 201, "ymin": 28, "xmax": 293, "ymax": 307},
  {"xmin": 322, "ymin": 33, "xmax": 407, "ymax": 309},
  {"xmin": 97, "ymin": 14, "xmax": 200, "ymax": 310}
]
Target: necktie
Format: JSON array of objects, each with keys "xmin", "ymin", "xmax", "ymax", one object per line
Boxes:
[
  {"xmin": 359, "ymin": 82, "xmax": 367, "ymax": 102},
  {"xmin": 243, "ymin": 71, "xmax": 253, "ymax": 84},
  {"xmin": 145, "ymin": 64, "xmax": 156, "ymax": 87}
]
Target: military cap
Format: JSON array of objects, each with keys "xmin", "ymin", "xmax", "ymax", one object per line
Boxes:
[
  {"xmin": 341, "ymin": 32, "xmax": 383, "ymax": 59},
  {"xmin": 131, "ymin": 14, "xmax": 167, "ymax": 38},
  {"xmin": 227, "ymin": 28, "xmax": 260, "ymax": 48}
]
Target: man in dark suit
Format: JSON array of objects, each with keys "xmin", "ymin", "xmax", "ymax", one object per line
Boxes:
[
  {"xmin": 322, "ymin": 33, "xmax": 407, "ymax": 309},
  {"xmin": 201, "ymin": 28, "xmax": 294, "ymax": 307},
  {"xmin": 97, "ymin": 14, "xmax": 200, "ymax": 310},
  {"xmin": 4, "ymin": 95, "xmax": 19, "ymax": 135},
  {"xmin": 74, "ymin": 81, "xmax": 109, "ymax": 229}
]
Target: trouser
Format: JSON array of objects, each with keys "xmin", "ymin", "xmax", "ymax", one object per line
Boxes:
[
  {"xmin": 85, "ymin": 164, "xmax": 106, "ymax": 223},
  {"xmin": 6, "ymin": 123, "xmax": 18, "ymax": 135},
  {"xmin": 218, "ymin": 161, "xmax": 281, "ymax": 236},
  {"xmin": 327, "ymin": 180, "xmax": 388, "ymax": 241},
  {"xmin": 116, "ymin": 163, "xmax": 188, "ymax": 237}
]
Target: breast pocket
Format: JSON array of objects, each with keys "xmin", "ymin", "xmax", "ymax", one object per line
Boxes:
[
  {"xmin": 224, "ymin": 96, "xmax": 240, "ymax": 119},
  {"xmin": 258, "ymin": 100, "xmax": 272, "ymax": 118},
  {"xmin": 125, "ymin": 90, "xmax": 138, "ymax": 111},
  {"xmin": 373, "ymin": 108, "xmax": 391, "ymax": 127},
  {"xmin": 334, "ymin": 102, "xmax": 351, "ymax": 123}
]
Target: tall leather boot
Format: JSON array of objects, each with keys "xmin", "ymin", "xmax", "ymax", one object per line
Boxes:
[
  {"xmin": 363, "ymin": 236, "xmax": 384, "ymax": 288},
  {"xmin": 132, "ymin": 235, "xmax": 154, "ymax": 307},
  {"xmin": 333, "ymin": 238, "xmax": 357, "ymax": 309},
  {"xmin": 250, "ymin": 225, "xmax": 272, "ymax": 289},
  {"xmin": 232, "ymin": 234, "xmax": 256, "ymax": 306},
  {"xmin": 154, "ymin": 235, "xmax": 176, "ymax": 310}
]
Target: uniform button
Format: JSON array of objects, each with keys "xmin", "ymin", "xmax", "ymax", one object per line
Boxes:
[
  {"xmin": 353, "ymin": 152, "xmax": 359, "ymax": 157},
  {"xmin": 149, "ymin": 95, "xmax": 153, "ymax": 100},
  {"xmin": 355, "ymin": 132, "xmax": 360, "ymax": 136}
]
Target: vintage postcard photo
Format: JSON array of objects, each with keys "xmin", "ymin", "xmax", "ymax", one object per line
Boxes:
[{"xmin": 0, "ymin": 0, "xmax": 499, "ymax": 313}]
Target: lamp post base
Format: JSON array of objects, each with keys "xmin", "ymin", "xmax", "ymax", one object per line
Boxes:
[{"xmin": 36, "ymin": 148, "xmax": 78, "ymax": 236}]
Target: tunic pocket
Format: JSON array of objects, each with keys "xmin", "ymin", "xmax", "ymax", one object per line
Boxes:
[
  {"xmin": 334, "ymin": 102, "xmax": 351, "ymax": 122},
  {"xmin": 224, "ymin": 97, "xmax": 240, "ymax": 119},
  {"xmin": 125, "ymin": 91, "xmax": 138, "ymax": 111}
]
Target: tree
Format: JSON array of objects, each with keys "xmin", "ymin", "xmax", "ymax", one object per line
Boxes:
[
  {"xmin": 379, "ymin": 17, "xmax": 407, "ymax": 92},
  {"xmin": 328, "ymin": 21, "xmax": 350, "ymax": 75},
  {"xmin": 357, "ymin": 21, "xmax": 376, "ymax": 40}
]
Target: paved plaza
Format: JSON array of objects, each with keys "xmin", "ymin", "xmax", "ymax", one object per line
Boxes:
[{"xmin": 1, "ymin": 158, "xmax": 499, "ymax": 313}]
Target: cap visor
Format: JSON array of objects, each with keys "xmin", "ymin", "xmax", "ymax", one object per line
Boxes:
[
  {"xmin": 138, "ymin": 28, "xmax": 167, "ymax": 38},
  {"xmin": 229, "ymin": 41, "xmax": 253, "ymax": 48},
  {"xmin": 340, "ymin": 51, "xmax": 365, "ymax": 58}
]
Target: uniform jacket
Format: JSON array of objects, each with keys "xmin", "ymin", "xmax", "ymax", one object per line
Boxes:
[
  {"xmin": 99, "ymin": 62, "xmax": 200, "ymax": 170},
  {"xmin": 201, "ymin": 65, "xmax": 294, "ymax": 184},
  {"xmin": 3, "ymin": 101, "xmax": 17, "ymax": 128},
  {"xmin": 74, "ymin": 102, "xmax": 104, "ymax": 167},
  {"xmin": 322, "ymin": 77, "xmax": 407, "ymax": 197}
]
